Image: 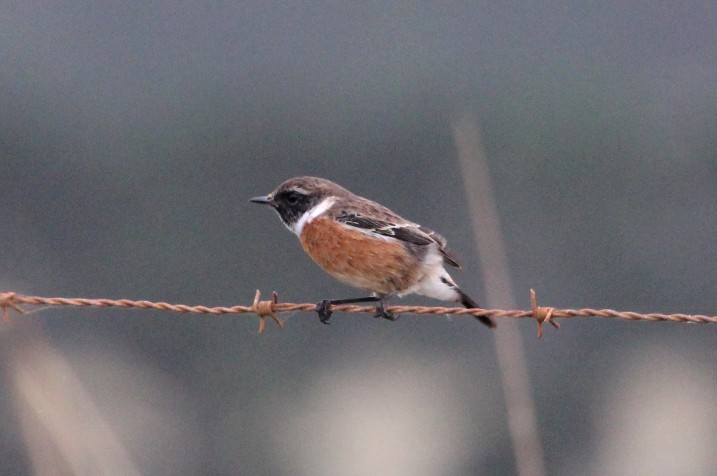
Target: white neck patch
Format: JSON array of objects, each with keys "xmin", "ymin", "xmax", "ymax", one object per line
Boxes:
[{"xmin": 290, "ymin": 197, "xmax": 336, "ymax": 235}]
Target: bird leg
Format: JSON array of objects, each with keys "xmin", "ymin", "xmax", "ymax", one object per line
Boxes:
[
  {"xmin": 315, "ymin": 296, "xmax": 380, "ymax": 324},
  {"xmin": 373, "ymin": 296, "xmax": 398, "ymax": 321}
]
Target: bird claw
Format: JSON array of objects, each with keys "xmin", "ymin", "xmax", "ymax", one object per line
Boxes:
[
  {"xmin": 317, "ymin": 297, "xmax": 397, "ymax": 323},
  {"xmin": 374, "ymin": 303, "xmax": 398, "ymax": 321},
  {"xmin": 316, "ymin": 300, "xmax": 333, "ymax": 324}
]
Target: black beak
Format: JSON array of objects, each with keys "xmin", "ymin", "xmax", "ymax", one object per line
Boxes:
[{"xmin": 249, "ymin": 195, "xmax": 274, "ymax": 206}]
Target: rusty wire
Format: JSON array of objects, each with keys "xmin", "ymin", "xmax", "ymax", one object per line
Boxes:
[{"xmin": 1, "ymin": 290, "xmax": 716, "ymax": 336}]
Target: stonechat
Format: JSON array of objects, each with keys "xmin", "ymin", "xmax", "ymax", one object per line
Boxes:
[{"xmin": 250, "ymin": 176, "xmax": 495, "ymax": 328}]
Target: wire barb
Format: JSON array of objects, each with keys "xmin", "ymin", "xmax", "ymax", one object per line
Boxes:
[
  {"xmin": 1, "ymin": 290, "xmax": 716, "ymax": 334},
  {"xmin": 251, "ymin": 290, "xmax": 284, "ymax": 333},
  {"xmin": 530, "ymin": 289, "xmax": 559, "ymax": 338},
  {"xmin": 0, "ymin": 292, "xmax": 26, "ymax": 323}
]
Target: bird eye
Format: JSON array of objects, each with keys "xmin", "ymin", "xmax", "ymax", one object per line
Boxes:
[{"xmin": 286, "ymin": 192, "xmax": 300, "ymax": 205}]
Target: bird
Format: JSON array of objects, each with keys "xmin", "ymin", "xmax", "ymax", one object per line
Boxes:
[{"xmin": 249, "ymin": 176, "xmax": 495, "ymax": 328}]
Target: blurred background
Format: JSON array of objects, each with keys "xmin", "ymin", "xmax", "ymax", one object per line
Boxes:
[{"xmin": 1, "ymin": 2, "xmax": 716, "ymax": 475}]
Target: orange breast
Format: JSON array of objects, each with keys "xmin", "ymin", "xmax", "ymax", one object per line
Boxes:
[{"xmin": 299, "ymin": 217, "xmax": 420, "ymax": 295}]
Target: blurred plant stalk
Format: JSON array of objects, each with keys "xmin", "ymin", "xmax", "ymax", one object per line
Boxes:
[{"xmin": 454, "ymin": 115, "xmax": 547, "ymax": 476}]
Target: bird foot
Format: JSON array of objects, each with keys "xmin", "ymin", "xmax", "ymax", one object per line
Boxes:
[
  {"xmin": 317, "ymin": 297, "xmax": 396, "ymax": 323},
  {"xmin": 374, "ymin": 302, "xmax": 398, "ymax": 321},
  {"xmin": 316, "ymin": 300, "xmax": 333, "ymax": 324}
]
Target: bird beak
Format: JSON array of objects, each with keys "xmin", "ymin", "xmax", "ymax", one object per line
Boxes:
[{"xmin": 249, "ymin": 195, "xmax": 274, "ymax": 206}]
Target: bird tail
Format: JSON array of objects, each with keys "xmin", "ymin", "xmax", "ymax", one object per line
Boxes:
[{"xmin": 457, "ymin": 290, "xmax": 496, "ymax": 329}]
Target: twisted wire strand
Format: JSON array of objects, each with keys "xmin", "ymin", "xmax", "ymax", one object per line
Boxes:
[{"xmin": 1, "ymin": 290, "xmax": 716, "ymax": 335}]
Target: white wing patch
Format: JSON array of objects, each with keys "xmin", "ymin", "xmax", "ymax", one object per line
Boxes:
[{"xmin": 344, "ymin": 222, "xmax": 418, "ymax": 241}]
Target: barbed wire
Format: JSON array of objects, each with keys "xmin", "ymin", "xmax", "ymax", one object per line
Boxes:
[{"xmin": 1, "ymin": 290, "xmax": 716, "ymax": 337}]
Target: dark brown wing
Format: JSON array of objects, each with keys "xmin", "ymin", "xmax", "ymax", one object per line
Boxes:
[
  {"xmin": 336, "ymin": 213, "xmax": 432, "ymax": 244},
  {"xmin": 336, "ymin": 212, "xmax": 461, "ymax": 268}
]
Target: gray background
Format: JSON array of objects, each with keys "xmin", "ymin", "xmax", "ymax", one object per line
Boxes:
[{"xmin": 1, "ymin": 2, "xmax": 716, "ymax": 475}]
